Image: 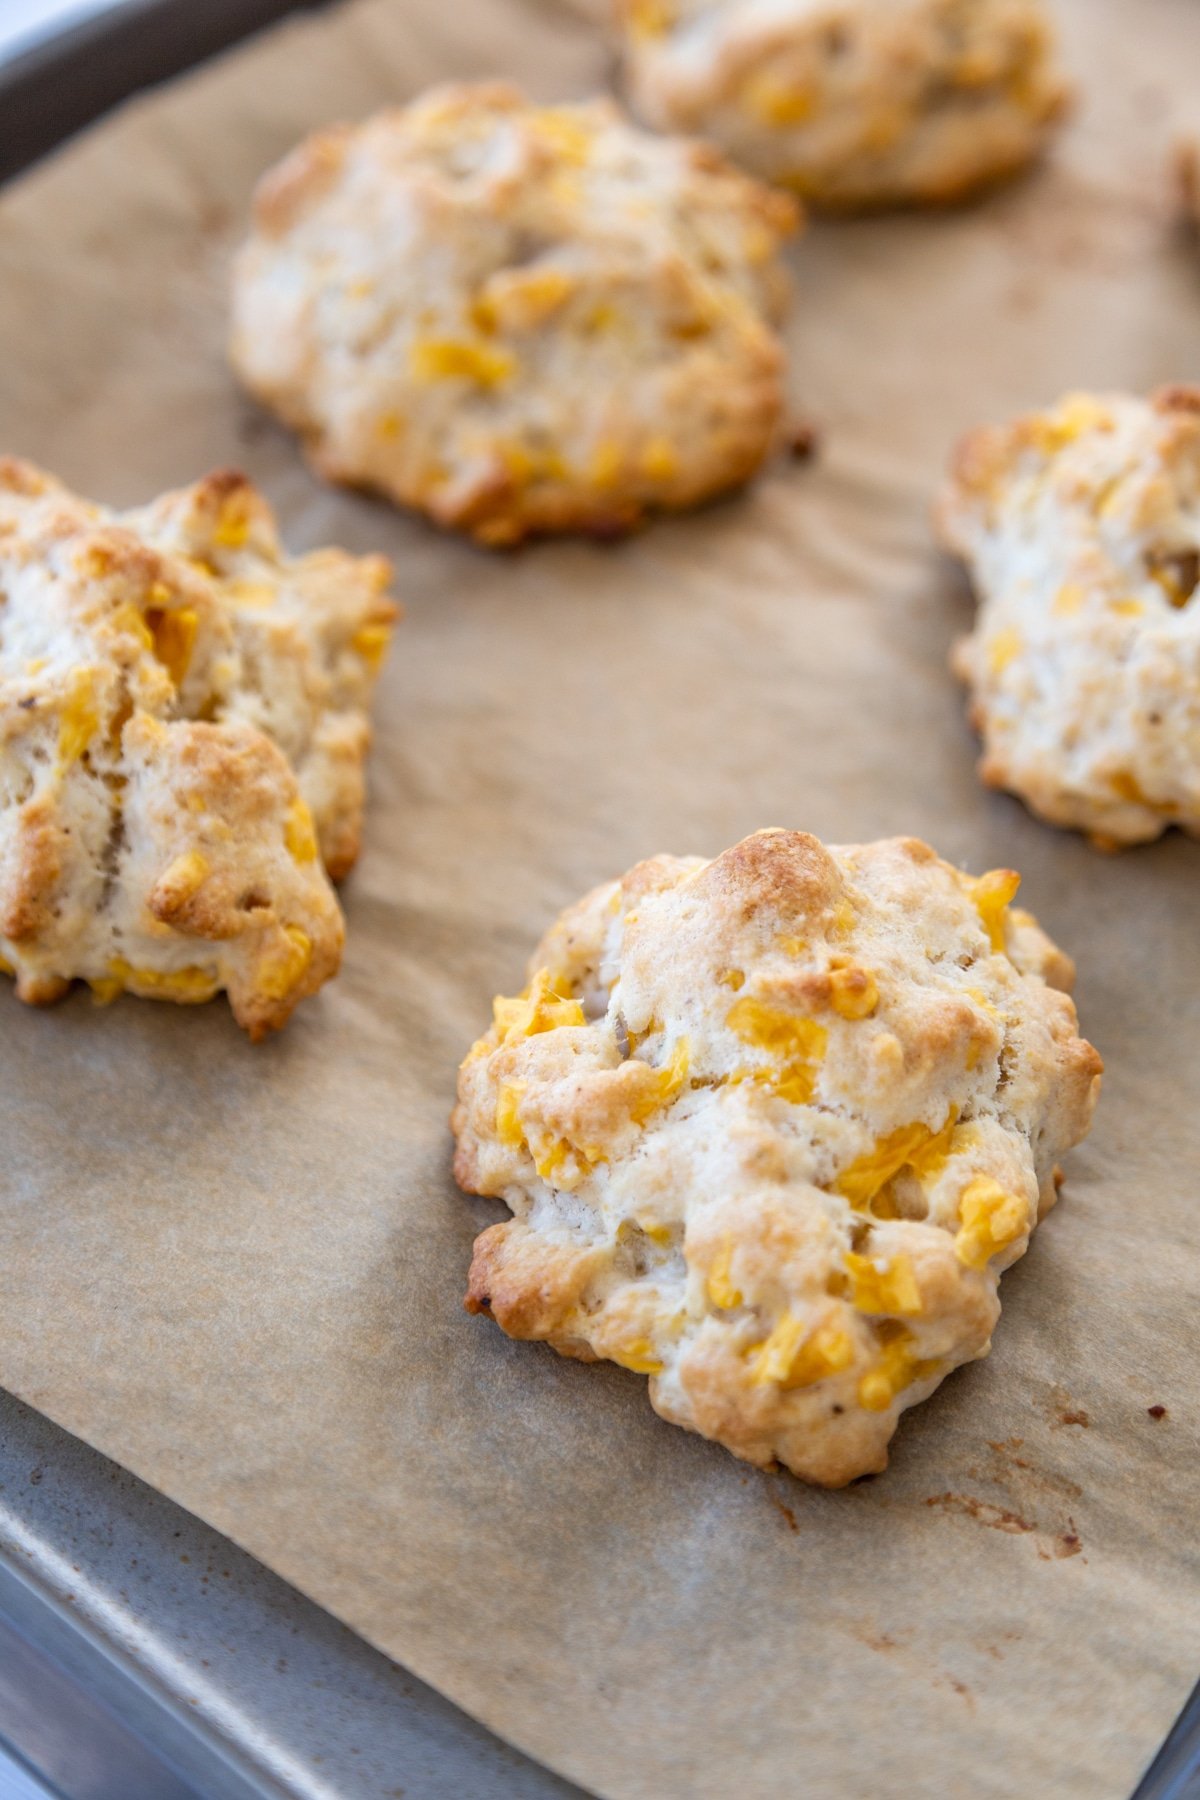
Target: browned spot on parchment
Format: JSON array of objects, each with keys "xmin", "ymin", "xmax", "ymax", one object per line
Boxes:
[
  {"xmin": 925, "ymin": 1492, "xmax": 1036, "ymax": 1534},
  {"xmin": 853, "ymin": 1621, "xmax": 973, "ymax": 1711},
  {"xmin": 1055, "ymin": 1520, "xmax": 1083, "ymax": 1560},
  {"xmin": 983, "ymin": 1436, "xmax": 1083, "ymax": 1503},
  {"xmin": 1045, "ymin": 1385, "xmax": 1091, "ymax": 1431},
  {"xmin": 934, "ymin": 1672, "xmax": 975, "ymax": 1711},
  {"xmin": 773, "ymin": 1497, "xmax": 799, "ymax": 1534}
]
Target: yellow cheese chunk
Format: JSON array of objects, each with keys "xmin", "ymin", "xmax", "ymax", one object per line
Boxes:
[
  {"xmin": 625, "ymin": 0, "xmax": 675, "ymax": 36},
  {"xmin": 637, "ymin": 1219, "xmax": 674, "ymax": 1248},
  {"xmin": 1052, "ymin": 582, "xmax": 1087, "ymax": 616},
  {"xmin": 492, "ymin": 968, "xmax": 586, "ymax": 1044},
  {"xmin": 726, "ymin": 997, "xmax": 827, "ymax": 1105},
  {"xmin": 212, "ymin": 494, "xmax": 252, "ymax": 549},
  {"xmin": 750, "ymin": 1314, "xmax": 855, "ymax": 1390},
  {"xmin": 533, "ymin": 1138, "xmax": 571, "ymax": 1182},
  {"xmin": 284, "ymin": 796, "xmax": 319, "ymax": 864},
  {"xmin": 966, "ymin": 867, "xmax": 1020, "ymax": 952},
  {"xmin": 145, "ymin": 606, "xmax": 198, "ymax": 689},
  {"xmin": 495, "ymin": 1080, "xmax": 527, "ymax": 1148},
  {"xmin": 987, "ymin": 628, "xmax": 1022, "ymax": 675},
  {"xmin": 857, "ymin": 1330, "xmax": 939, "ymax": 1412},
  {"xmin": 475, "ymin": 268, "xmax": 575, "ymax": 332},
  {"xmin": 706, "ymin": 1238, "xmax": 743, "ymax": 1310},
  {"xmin": 639, "ymin": 437, "xmax": 678, "ymax": 482},
  {"xmin": 257, "ymin": 926, "xmax": 312, "ymax": 1001},
  {"xmin": 107, "ymin": 957, "xmax": 218, "ymax": 1003},
  {"xmin": 611, "ymin": 1338, "xmax": 664, "ymax": 1376},
  {"xmin": 835, "ymin": 1109, "xmax": 957, "ymax": 1211},
  {"xmin": 411, "ymin": 337, "xmax": 515, "ymax": 388},
  {"xmin": 1032, "ymin": 394, "xmax": 1115, "ymax": 453},
  {"xmin": 58, "ymin": 670, "xmax": 100, "ymax": 767},
  {"xmin": 226, "ymin": 579, "xmax": 276, "ymax": 608},
  {"xmin": 828, "ymin": 962, "xmax": 878, "ymax": 1020},
  {"xmin": 589, "ymin": 440, "xmax": 623, "ymax": 490},
  {"xmin": 844, "ymin": 1251, "xmax": 922, "ymax": 1317},
  {"xmin": 628, "ymin": 1035, "xmax": 690, "ymax": 1123},
  {"xmin": 351, "ymin": 622, "xmax": 392, "ymax": 670},
  {"xmin": 954, "ymin": 1176, "xmax": 1029, "ymax": 1270},
  {"xmin": 533, "ymin": 110, "xmax": 594, "ymax": 163},
  {"xmin": 157, "ymin": 850, "xmax": 209, "ymax": 901},
  {"xmin": 742, "ymin": 73, "xmax": 818, "ymax": 127}
]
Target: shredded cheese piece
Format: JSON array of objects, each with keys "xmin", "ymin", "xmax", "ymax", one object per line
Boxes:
[
  {"xmin": 352, "ymin": 623, "xmax": 391, "ymax": 670},
  {"xmin": 411, "ymin": 337, "xmax": 515, "ymax": 388},
  {"xmin": 857, "ymin": 1331, "xmax": 939, "ymax": 1413},
  {"xmin": 492, "ymin": 968, "xmax": 586, "ymax": 1044},
  {"xmin": 835, "ymin": 1109, "xmax": 958, "ymax": 1211},
  {"xmin": 157, "ymin": 850, "xmax": 209, "ymax": 901},
  {"xmin": 828, "ymin": 962, "xmax": 878, "ymax": 1020},
  {"xmin": 284, "ymin": 796, "xmax": 319, "ymax": 864},
  {"xmin": 589, "ymin": 440, "xmax": 623, "ymax": 489},
  {"xmin": 145, "ymin": 606, "xmax": 198, "ymax": 689},
  {"xmin": 706, "ymin": 1238, "xmax": 742, "ymax": 1310},
  {"xmin": 742, "ymin": 73, "xmax": 818, "ymax": 126},
  {"xmin": 611, "ymin": 1338, "xmax": 664, "ymax": 1376},
  {"xmin": 258, "ymin": 926, "xmax": 312, "ymax": 1000},
  {"xmin": 1031, "ymin": 393, "xmax": 1115, "ymax": 452},
  {"xmin": 106, "ymin": 958, "xmax": 218, "ymax": 1003},
  {"xmin": 628, "ymin": 1035, "xmax": 690, "ymax": 1123},
  {"xmin": 844, "ymin": 1252, "xmax": 922, "ymax": 1317},
  {"xmin": 726, "ymin": 997, "xmax": 828, "ymax": 1105},
  {"xmin": 495, "ymin": 1080, "xmax": 527, "ymax": 1148},
  {"xmin": 954, "ymin": 1176, "xmax": 1029, "ymax": 1270},
  {"xmin": 966, "ymin": 868, "xmax": 1020, "ymax": 952},
  {"xmin": 212, "ymin": 494, "xmax": 252, "ymax": 549},
  {"xmin": 987, "ymin": 628, "xmax": 1022, "ymax": 675},
  {"xmin": 639, "ymin": 437, "xmax": 678, "ymax": 482},
  {"xmin": 749, "ymin": 1315, "xmax": 855, "ymax": 1389},
  {"xmin": 57, "ymin": 670, "xmax": 99, "ymax": 767}
]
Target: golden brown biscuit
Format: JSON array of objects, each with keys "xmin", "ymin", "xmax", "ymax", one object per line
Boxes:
[
  {"xmin": 230, "ymin": 83, "xmax": 799, "ymax": 545},
  {"xmin": 938, "ymin": 388, "xmax": 1200, "ymax": 847},
  {"xmin": 453, "ymin": 829, "xmax": 1100, "ymax": 1487},
  {"xmin": 0, "ymin": 459, "xmax": 397, "ymax": 1037},
  {"xmin": 618, "ymin": 0, "xmax": 1069, "ymax": 210}
]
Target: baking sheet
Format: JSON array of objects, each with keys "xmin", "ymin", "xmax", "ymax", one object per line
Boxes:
[{"xmin": 1, "ymin": 1, "xmax": 1198, "ymax": 1795}]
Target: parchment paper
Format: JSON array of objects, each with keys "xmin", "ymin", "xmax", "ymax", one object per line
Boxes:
[{"xmin": 1, "ymin": 2, "xmax": 1198, "ymax": 1794}]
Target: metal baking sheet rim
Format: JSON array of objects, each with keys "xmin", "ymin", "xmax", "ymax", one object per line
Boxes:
[{"xmin": 0, "ymin": 3, "xmax": 1195, "ymax": 1796}]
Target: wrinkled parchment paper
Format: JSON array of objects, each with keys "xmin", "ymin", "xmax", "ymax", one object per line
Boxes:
[{"xmin": 1, "ymin": 2, "xmax": 1198, "ymax": 1794}]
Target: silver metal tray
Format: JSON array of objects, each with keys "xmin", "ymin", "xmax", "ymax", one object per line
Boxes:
[{"xmin": 0, "ymin": 1390, "xmax": 581, "ymax": 1798}]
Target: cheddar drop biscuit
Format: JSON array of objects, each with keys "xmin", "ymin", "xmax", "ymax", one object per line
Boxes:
[
  {"xmin": 453, "ymin": 829, "xmax": 1100, "ymax": 1487},
  {"xmin": 0, "ymin": 459, "xmax": 397, "ymax": 1038},
  {"xmin": 618, "ymin": 0, "xmax": 1068, "ymax": 210},
  {"xmin": 939, "ymin": 388, "xmax": 1200, "ymax": 847},
  {"xmin": 230, "ymin": 83, "xmax": 798, "ymax": 545}
]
